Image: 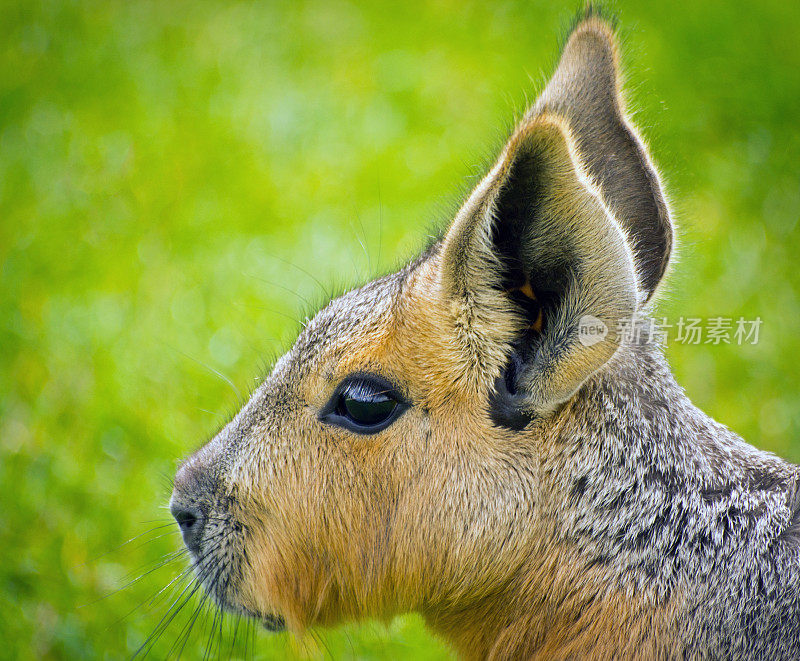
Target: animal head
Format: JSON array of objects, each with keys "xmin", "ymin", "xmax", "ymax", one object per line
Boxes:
[{"xmin": 170, "ymin": 11, "xmax": 673, "ymax": 650}]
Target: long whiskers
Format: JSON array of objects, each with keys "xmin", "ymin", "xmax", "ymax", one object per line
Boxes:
[{"xmin": 130, "ymin": 528, "xmax": 250, "ymax": 659}]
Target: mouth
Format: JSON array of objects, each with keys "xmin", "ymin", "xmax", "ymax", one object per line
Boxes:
[
  {"xmin": 262, "ymin": 613, "xmax": 286, "ymax": 632},
  {"xmin": 189, "ymin": 537, "xmax": 286, "ymax": 634},
  {"xmin": 195, "ymin": 560, "xmax": 286, "ymax": 633}
]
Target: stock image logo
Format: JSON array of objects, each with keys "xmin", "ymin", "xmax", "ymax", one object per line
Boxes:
[{"xmin": 578, "ymin": 315, "xmax": 609, "ymax": 347}]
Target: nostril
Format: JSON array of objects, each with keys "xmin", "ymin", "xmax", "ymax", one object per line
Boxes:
[
  {"xmin": 170, "ymin": 502, "xmax": 206, "ymax": 554},
  {"xmin": 174, "ymin": 508, "xmax": 197, "ymax": 531}
]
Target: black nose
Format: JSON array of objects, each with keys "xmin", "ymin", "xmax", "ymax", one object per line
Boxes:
[{"xmin": 170, "ymin": 501, "xmax": 205, "ymax": 555}]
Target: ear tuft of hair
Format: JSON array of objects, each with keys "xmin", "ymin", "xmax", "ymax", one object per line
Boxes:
[{"xmin": 565, "ymin": 3, "xmax": 619, "ymax": 42}]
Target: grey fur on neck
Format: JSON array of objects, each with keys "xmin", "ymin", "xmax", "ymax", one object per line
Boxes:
[{"xmin": 548, "ymin": 330, "xmax": 800, "ymax": 657}]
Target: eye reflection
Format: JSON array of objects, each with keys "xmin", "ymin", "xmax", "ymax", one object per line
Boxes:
[{"xmin": 320, "ymin": 374, "xmax": 408, "ymax": 434}]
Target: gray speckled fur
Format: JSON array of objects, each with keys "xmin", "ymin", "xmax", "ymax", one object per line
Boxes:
[{"xmin": 553, "ymin": 328, "xmax": 800, "ymax": 658}]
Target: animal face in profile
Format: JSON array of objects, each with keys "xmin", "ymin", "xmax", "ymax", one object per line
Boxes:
[{"xmin": 170, "ymin": 12, "xmax": 674, "ymax": 653}]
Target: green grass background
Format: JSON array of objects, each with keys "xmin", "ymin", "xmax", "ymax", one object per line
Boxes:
[{"xmin": 2, "ymin": 0, "xmax": 799, "ymax": 658}]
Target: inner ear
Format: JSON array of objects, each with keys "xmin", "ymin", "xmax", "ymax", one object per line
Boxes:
[
  {"xmin": 490, "ymin": 346, "xmax": 535, "ymax": 431},
  {"xmin": 493, "ymin": 157, "xmax": 546, "ymax": 334},
  {"xmin": 491, "ymin": 148, "xmax": 575, "ymax": 356}
]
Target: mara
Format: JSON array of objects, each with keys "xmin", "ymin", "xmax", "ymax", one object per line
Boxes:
[{"xmin": 169, "ymin": 9, "xmax": 800, "ymax": 660}]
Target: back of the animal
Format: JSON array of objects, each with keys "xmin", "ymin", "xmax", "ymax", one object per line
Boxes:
[{"xmin": 167, "ymin": 8, "xmax": 800, "ymax": 659}]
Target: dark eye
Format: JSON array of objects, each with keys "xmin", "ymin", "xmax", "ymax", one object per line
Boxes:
[
  {"xmin": 320, "ymin": 375, "xmax": 407, "ymax": 434},
  {"xmin": 337, "ymin": 388, "xmax": 396, "ymax": 426}
]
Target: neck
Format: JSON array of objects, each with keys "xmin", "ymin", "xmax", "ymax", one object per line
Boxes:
[
  {"xmin": 424, "ymin": 554, "xmax": 677, "ymax": 659},
  {"xmin": 431, "ymin": 343, "xmax": 800, "ymax": 658}
]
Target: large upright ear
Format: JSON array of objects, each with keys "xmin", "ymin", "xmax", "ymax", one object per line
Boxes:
[
  {"xmin": 440, "ymin": 115, "xmax": 638, "ymax": 418},
  {"xmin": 532, "ymin": 14, "xmax": 673, "ymax": 302}
]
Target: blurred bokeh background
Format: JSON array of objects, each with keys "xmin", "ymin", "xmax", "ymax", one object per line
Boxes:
[{"xmin": 2, "ymin": 0, "xmax": 799, "ymax": 658}]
